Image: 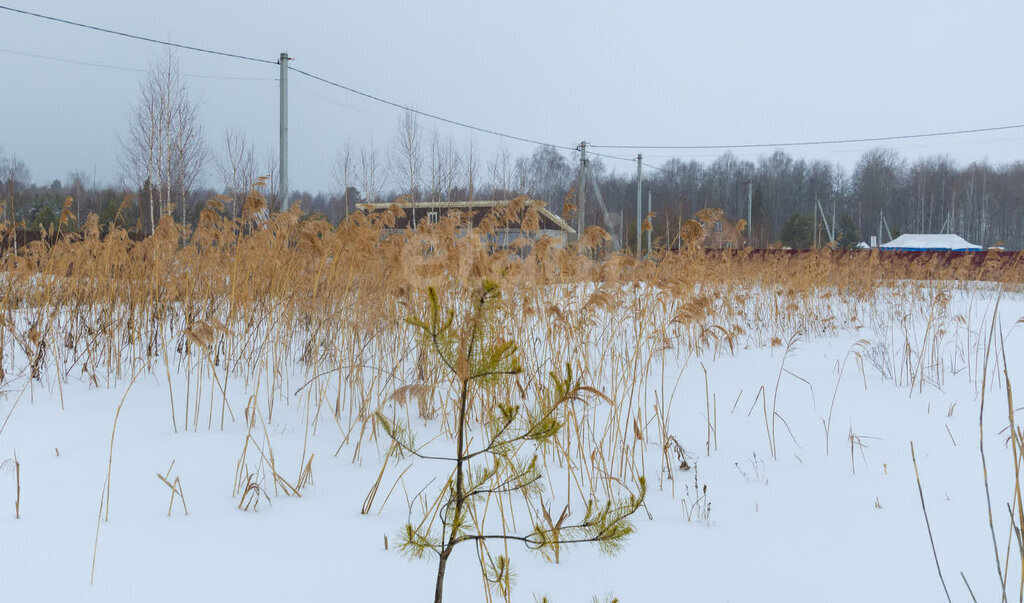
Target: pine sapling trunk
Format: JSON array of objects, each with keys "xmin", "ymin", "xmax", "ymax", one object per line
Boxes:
[
  {"xmin": 434, "ymin": 345, "xmax": 473, "ymax": 603},
  {"xmin": 433, "ymin": 541, "xmax": 454, "ymax": 603}
]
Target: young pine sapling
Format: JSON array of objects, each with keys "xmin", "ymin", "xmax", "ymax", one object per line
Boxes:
[{"xmin": 377, "ymin": 280, "xmax": 646, "ymax": 603}]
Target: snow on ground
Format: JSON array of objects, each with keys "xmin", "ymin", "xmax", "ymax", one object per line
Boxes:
[{"xmin": 1, "ymin": 285, "xmax": 1023, "ymax": 602}]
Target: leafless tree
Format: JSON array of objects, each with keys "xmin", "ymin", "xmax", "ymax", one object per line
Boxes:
[
  {"xmin": 852, "ymin": 148, "xmax": 906, "ymax": 240},
  {"xmin": 463, "ymin": 139, "xmax": 478, "ymax": 201},
  {"xmin": 431, "ymin": 132, "xmax": 461, "ymax": 204},
  {"xmin": 119, "ymin": 50, "xmax": 207, "ymax": 233},
  {"xmin": 216, "ymin": 128, "xmax": 258, "ymax": 219},
  {"xmin": 262, "ymin": 148, "xmax": 281, "ymax": 213},
  {"xmin": 330, "ymin": 141, "xmax": 355, "ymax": 220},
  {"xmin": 67, "ymin": 169, "xmax": 89, "ymax": 227},
  {"xmin": 487, "ymin": 143, "xmax": 513, "ymax": 200},
  {"xmin": 427, "ymin": 129, "xmax": 441, "ymax": 205},
  {"xmin": 357, "ymin": 140, "xmax": 384, "ymax": 204},
  {"xmin": 525, "ymin": 145, "xmax": 572, "ymax": 205},
  {"xmin": 170, "ymin": 83, "xmax": 206, "ymax": 226},
  {"xmin": 513, "ymin": 156, "xmax": 530, "ymax": 197},
  {"xmin": 390, "ymin": 110, "xmax": 423, "ymax": 222},
  {"xmin": 0, "ymin": 150, "xmax": 30, "ymax": 250},
  {"xmin": 436, "ymin": 134, "xmax": 460, "ymax": 202}
]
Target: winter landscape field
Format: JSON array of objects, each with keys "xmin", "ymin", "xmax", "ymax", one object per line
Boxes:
[{"xmin": 1, "ymin": 201, "xmax": 1024, "ymax": 602}]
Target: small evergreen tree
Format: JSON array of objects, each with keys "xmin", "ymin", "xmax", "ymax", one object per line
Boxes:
[
  {"xmin": 780, "ymin": 212, "xmax": 814, "ymax": 249},
  {"xmin": 836, "ymin": 213, "xmax": 860, "ymax": 249},
  {"xmin": 377, "ymin": 281, "xmax": 645, "ymax": 603},
  {"xmin": 30, "ymin": 204, "xmax": 57, "ymax": 232}
]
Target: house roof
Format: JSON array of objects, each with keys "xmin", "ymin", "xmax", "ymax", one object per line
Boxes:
[
  {"xmin": 879, "ymin": 234, "xmax": 982, "ymax": 252},
  {"xmin": 355, "ymin": 199, "xmax": 576, "ymax": 235}
]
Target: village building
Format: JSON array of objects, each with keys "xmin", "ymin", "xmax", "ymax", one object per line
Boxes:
[
  {"xmin": 698, "ymin": 215, "xmax": 746, "ymax": 249},
  {"xmin": 355, "ymin": 199, "xmax": 577, "ymax": 248},
  {"xmin": 879, "ymin": 234, "xmax": 982, "ymax": 252}
]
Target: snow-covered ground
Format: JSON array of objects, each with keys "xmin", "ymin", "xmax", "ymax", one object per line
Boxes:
[{"xmin": 1, "ymin": 283, "xmax": 1022, "ymax": 602}]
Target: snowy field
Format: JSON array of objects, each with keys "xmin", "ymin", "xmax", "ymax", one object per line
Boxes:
[{"xmin": 1, "ymin": 278, "xmax": 1023, "ymax": 602}]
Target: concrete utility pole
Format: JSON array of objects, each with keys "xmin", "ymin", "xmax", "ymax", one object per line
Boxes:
[
  {"xmin": 636, "ymin": 154, "xmax": 642, "ymax": 256},
  {"xmin": 831, "ymin": 200, "xmax": 836, "ymax": 246},
  {"xmin": 279, "ymin": 52, "xmax": 290, "ymax": 207},
  {"xmin": 813, "ymin": 199, "xmax": 818, "ymax": 249},
  {"xmin": 647, "ymin": 190, "xmax": 652, "ymax": 254},
  {"xmin": 577, "ymin": 141, "xmax": 588, "ymax": 238},
  {"xmin": 816, "ymin": 198, "xmax": 835, "ymax": 244}
]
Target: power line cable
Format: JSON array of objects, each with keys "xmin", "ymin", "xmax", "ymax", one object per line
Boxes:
[
  {"xmin": 292, "ymin": 81, "xmax": 384, "ymax": 117},
  {"xmin": 642, "ymin": 161, "xmax": 671, "ymax": 175},
  {"xmin": 0, "ymin": 4, "xmax": 578, "ymax": 151},
  {"xmin": 591, "ymin": 123, "xmax": 1024, "ymax": 150},
  {"xmin": 9, "ymin": 3, "xmax": 1014, "ymax": 172},
  {"xmin": 0, "ymin": 4, "xmax": 277, "ymax": 65},
  {"xmin": 586, "ymin": 149, "xmax": 672, "ymax": 175},
  {"xmin": 289, "ymin": 66, "xmax": 577, "ymax": 151},
  {"xmin": 0, "ymin": 47, "xmax": 275, "ymax": 80}
]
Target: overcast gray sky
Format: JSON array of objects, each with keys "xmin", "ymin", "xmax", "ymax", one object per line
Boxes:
[{"xmin": 1, "ymin": 0, "xmax": 1023, "ymax": 192}]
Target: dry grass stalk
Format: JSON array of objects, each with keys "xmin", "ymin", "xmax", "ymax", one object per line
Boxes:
[
  {"xmin": 910, "ymin": 441, "xmax": 953, "ymax": 603},
  {"xmin": 0, "ymin": 451, "xmax": 19, "ymax": 518},
  {"xmin": 1, "ymin": 191, "xmax": 1022, "ymax": 595},
  {"xmin": 156, "ymin": 460, "xmax": 188, "ymax": 516}
]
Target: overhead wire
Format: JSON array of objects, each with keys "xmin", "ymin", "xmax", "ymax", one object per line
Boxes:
[
  {"xmin": 292, "ymin": 81, "xmax": 385, "ymax": 117},
  {"xmin": 1, "ymin": 4, "xmax": 578, "ymax": 152},
  {"xmin": 0, "ymin": 47, "xmax": 275, "ymax": 81},
  {"xmin": 4, "ymin": 3, "xmax": 1018, "ymax": 173},
  {"xmin": 586, "ymin": 148, "xmax": 672, "ymax": 176},
  {"xmin": 591, "ymin": 123, "xmax": 1024, "ymax": 151},
  {"xmin": 0, "ymin": 4, "xmax": 278, "ymax": 65},
  {"xmin": 288, "ymin": 66, "xmax": 577, "ymax": 152}
]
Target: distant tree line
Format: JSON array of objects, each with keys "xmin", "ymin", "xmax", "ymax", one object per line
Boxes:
[
  {"xmin": 323, "ymin": 137, "xmax": 1023, "ymax": 250},
  {"xmin": 2, "ymin": 52, "xmax": 1023, "ymax": 250}
]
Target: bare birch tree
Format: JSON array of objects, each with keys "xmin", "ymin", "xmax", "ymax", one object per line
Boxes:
[
  {"xmin": 436, "ymin": 135, "xmax": 461, "ymax": 203},
  {"xmin": 428, "ymin": 129, "xmax": 441, "ymax": 206},
  {"xmin": 463, "ymin": 139, "xmax": 478, "ymax": 202},
  {"xmin": 513, "ymin": 156, "xmax": 530, "ymax": 197},
  {"xmin": 67, "ymin": 169, "xmax": 89, "ymax": 227},
  {"xmin": 0, "ymin": 150, "xmax": 29, "ymax": 250},
  {"xmin": 488, "ymin": 143, "xmax": 513, "ymax": 200},
  {"xmin": 119, "ymin": 50, "xmax": 206, "ymax": 233},
  {"xmin": 216, "ymin": 128, "xmax": 258, "ymax": 219},
  {"xmin": 170, "ymin": 79, "xmax": 206, "ymax": 226},
  {"xmin": 358, "ymin": 140, "xmax": 384, "ymax": 204},
  {"xmin": 423, "ymin": 131, "xmax": 462, "ymax": 207},
  {"xmin": 391, "ymin": 110, "xmax": 423, "ymax": 223},
  {"xmin": 331, "ymin": 141, "xmax": 355, "ymax": 220}
]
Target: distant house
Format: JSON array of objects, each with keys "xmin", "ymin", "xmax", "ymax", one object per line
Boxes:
[
  {"xmin": 673, "ymin": 208, "xmax": 748, "ymax": 250},
  {"xmin": 355, "ymin": 199, "xmax": 577, "ymax": 248},
  {"xmin": 879, "ymin": 234, "xmax": 982, "ymax": 252},
  {"xmin": 699, "ymin": 215, "xmax": 746, "ymax": 249}
]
